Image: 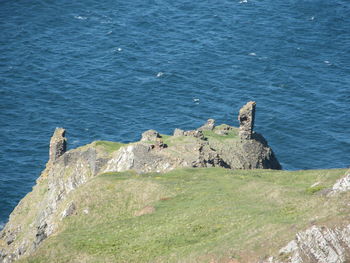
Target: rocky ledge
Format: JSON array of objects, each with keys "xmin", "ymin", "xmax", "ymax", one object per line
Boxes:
[{"xmin": 0, "ymin": 101, "xmax": 281, "ymax": 262}]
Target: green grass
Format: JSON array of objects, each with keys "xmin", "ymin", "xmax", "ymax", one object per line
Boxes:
[
  {"xmin": 202, "ymin": 128, "xmax": 238, "ymax": 141},
  {"xmin": 305, "ymin": 184, "xmax": 327, "ymax": 194},
  {"xmin": 23, "ymin": 168, "xmax": 348, "ymax": 263},
  {"xmin": 94, "ymin": 141, "xmax": 125, "ymax": 154}
]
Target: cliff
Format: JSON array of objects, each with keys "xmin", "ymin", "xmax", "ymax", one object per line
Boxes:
[{"xmin": 1, "ymin": 102, "xmax": 349, "ymax": 262}]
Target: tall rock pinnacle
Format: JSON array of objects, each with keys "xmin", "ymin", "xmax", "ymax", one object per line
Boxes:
[
  {"xmin": 49, "ymin": 128, "xmax": 67, "ymax": 162},
  {"xmin": 238, "ymin": 101, "xmax": 256, "ymax": 140}
]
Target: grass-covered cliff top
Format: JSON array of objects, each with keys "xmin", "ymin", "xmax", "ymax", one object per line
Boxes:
[{"xmin": 22, "ymin": 167, "xmax": 348, "ymax": 263}]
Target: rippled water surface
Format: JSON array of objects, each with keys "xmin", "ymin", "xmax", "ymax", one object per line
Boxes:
[{"xmin": 1, "ymin": 0, "xmax": 349, "ymax": 225}]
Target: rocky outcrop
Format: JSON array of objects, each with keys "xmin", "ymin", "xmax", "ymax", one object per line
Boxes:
[
  {"xmin": 261, "ymin": 169, "xmax": 350, "ymax": 263},
  {"xmin": 210, "ymin": 132, "xmax": 281, "ymax": 169},
  {"xmin": 173, "ymin": 128, "xmax": 205, "ymax": 139},
  {"xmin": 329, "ymin": 170, "xmax": 350, "ymax": 195},
  {"xmin": 103, "ymin": 143, "xmax": 173, "ymax": 173},
  {"xmin": 173, "ymin": 128, "xmax": 185, "ymax": 136},
  {"xmin": 0, "ymin": 102, "xmax": 281, "ymax": 262},
  {"xmin": 141, "ymin": 130, "xmax": 161, "ymax": 142},
  {"xmin": 102, "ymin": 139, "xmax": 228, "ymax": 174},
  {"xmin": 0, "ymin": 140, "xmax": 111, "ymax": 262},
  {"xmin": 49, "ymin": 128, "xmax": 67, "ymax": 163},
  {"xmin": 263, "ymin": 224, "xmax": 350, "ymax": 263},
  {"xmin": 198, "ymin": 119, "xmax": 215, "ymax": 131},
  {"xmin": 238, "ymin": 101, "xmax": 256, "ymax": 140}
]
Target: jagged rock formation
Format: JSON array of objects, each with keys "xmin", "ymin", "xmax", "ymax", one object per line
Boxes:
[
  {"xmin": 0, "ymin": 102, "xmax": 281, "ymax": 262},
  {"xmin": 329, "ymin": 169, "xmax": 350, "ymax": 195},
  {"xmin": 49, "ymin": 128, "xmax": 67, "ymax": 163},
  {"xmin": 238, "ymin": 101, "xmax": 256, "ymax": 140},
  {"xmin": 261, "ymin": 169, "xmax": 350, "ymax": 263},
  {"xmin": 263, "ymin": 224, "xmax": 350, "ymax": 263}
]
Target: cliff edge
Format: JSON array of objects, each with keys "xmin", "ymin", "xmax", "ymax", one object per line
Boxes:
[{"xmin": 1, "ymin": 102, "xmax": 282, "ymax": 262}]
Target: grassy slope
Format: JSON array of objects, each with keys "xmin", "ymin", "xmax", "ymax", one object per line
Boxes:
[{"xmin": 22, "ymin": 168, "xmax": 349, "ymax": 263}]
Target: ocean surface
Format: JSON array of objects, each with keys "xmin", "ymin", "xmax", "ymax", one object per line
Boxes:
[{"xmin": 0, "ymin": 0, "xmax": 349, "ymax": 228}]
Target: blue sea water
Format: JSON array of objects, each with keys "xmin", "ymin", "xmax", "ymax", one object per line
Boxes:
[{"xmin": 0, "ymin": 0, "xmax": 349, "ymax": 227}]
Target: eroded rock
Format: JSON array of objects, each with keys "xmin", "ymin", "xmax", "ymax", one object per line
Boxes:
[
  {"xmin": 61, "ymin": 202, "xmax": 76, "ymax": 219},
  {"xmin": 238, "ymin": 101, "xmax": 256, "ymax": 140},
  {"xmin": 49, "ymin": 128, "xmax": 67, "ymax": 162},
  {"xmin": 198, "ymin": 119, "xmax": 215, "ymax": 131},
  {"xmin": 34, "ymin": 223, "xmax": 47, "ymax": 248},
  {"xmin": 329, "ymin": 170, "xmax": 350, "ymax": 195},
  {"xmin": 173, "ymin": 128, "xmax": 185, "ymax": 137},
  {"xmin": 0, "ymin": 103, "xmax": 282, "ymax": 262},
  {"xmin": 263, "ymin": 224, "xmax": 350, "ymax": 263},
  {"xmin": 141, "ymin": 130, "xmax": 161, "ymax": 142},
  {"xmin": 184, "ymin": 130, "xmax": 205, "ymax": 140},
  {"xmin": 214, "ymin": 124, "xmax": 233, "ymax": 136}
]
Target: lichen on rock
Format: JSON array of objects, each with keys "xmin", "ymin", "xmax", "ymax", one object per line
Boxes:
[
  {"xmin": 238, "ymin": 101, "xmax": 256, "ymax": 140},
  {"xmin": 49, "ymin": 128, "xmax": 67, "ymax": 163}
]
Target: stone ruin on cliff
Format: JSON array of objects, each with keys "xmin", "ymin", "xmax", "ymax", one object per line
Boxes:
[
  {"xmin": 238, "ymin": 101, "xmax": 256, "ymax": 140},
  {"xmin": 49, "ymin": 127, "xmax": 67, "ymax": 163}
]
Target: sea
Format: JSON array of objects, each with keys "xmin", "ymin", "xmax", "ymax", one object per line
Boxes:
[{"xmin": 0, "ymin": 0, "xmax": 349, "ymax": 228}]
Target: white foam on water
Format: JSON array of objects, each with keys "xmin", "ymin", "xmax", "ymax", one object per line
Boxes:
[
  {"xmin": 74, "ymin": 15, "xmax": 87, "ymax": 20},
  {"xmin": 239, "ymin": 0, "xmax": 248, "ymax": 3},
  {"xmin": 156, "ymin": 72, "xmax": 164, "ymax": 78},
  {"xmin": 324, "ymin": 60, "xmax": 331, "ymax": 65},
  {"xmin": 248, "ymin": 52, "xmax": 256, "ymax": 56}
]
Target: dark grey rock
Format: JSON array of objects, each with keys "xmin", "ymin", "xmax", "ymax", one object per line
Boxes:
[
  {"xmin": 6, "ymin": 233, "xmax": 14, "ymax": 246},
  {"xmin": 34, "ymin": 223, "xmax": 47, "ymax": 247},
  {"xmin": 17, "ymin": 245, "xmax": 26, "ymax": 256},
  {"xmin": 238, "ymin": 101, "xmax": 256, "ymax": 140}
]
